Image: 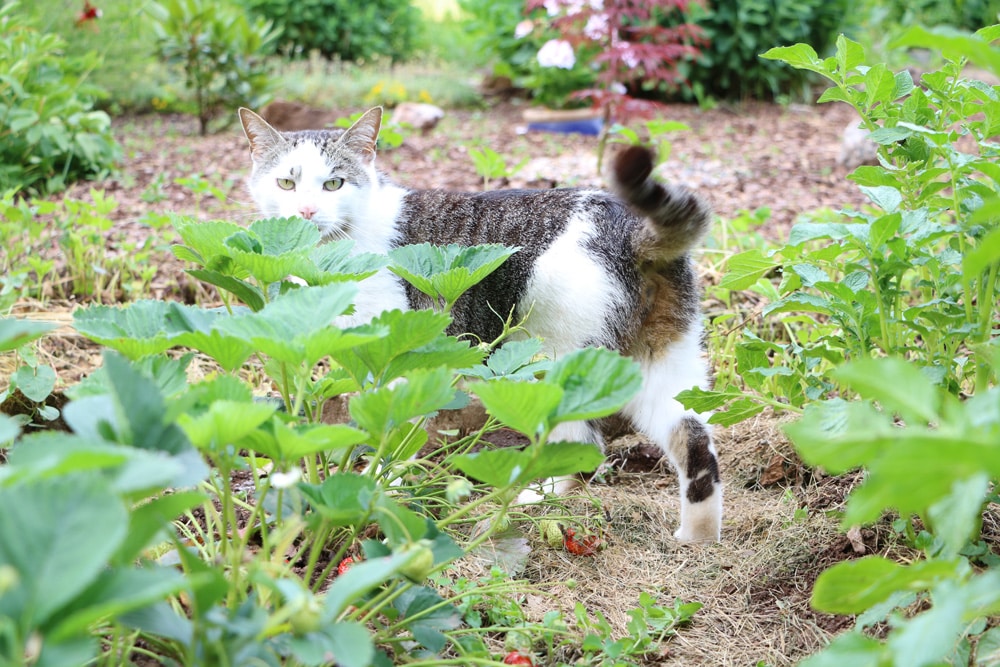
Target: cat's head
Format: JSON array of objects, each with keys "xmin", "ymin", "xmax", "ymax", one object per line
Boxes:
[{"xmin": 238, "ymin": 107, "xmax": 383, "ymax": 240}]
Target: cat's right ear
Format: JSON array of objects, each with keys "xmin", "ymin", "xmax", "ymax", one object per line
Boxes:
[
  {"xmin": 239, "ymin": 108, "xmax": 286, "ymax": 162},
  {"xmin": 340, "ymin": 107, "xmax": 382, "ymax": 164}
]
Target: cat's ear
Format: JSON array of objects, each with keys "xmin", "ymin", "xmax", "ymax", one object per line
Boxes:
[
  {"xmin": 340, "ymin": 107, "xmax": 382, "ymax": 164},
  {"xmin": 239, "ymin": 107, "xmax": 286, "ymax": 162}
]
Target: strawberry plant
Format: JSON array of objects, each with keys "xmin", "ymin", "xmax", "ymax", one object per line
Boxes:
[{"xmin": 0, "ymin": 210, "xmax": 707, "ymax": 666}]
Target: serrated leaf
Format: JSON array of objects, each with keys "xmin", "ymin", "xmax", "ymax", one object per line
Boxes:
[
  {"xmin": 452, "ymin": 441, "xmax": 604, "ymax": 488},
  {"xmin": 471, "ymin": 380, "xmax": 563, "ymax": 438},
  {"xmin": 348, "ymin": 367, "xmax": 456, "ymax": 437},
  {"xmin": 388, "ymin": 243, "xmax": 518, "ymax": 307},
  {"xmin": 248, "ymin": 217, "xmax": 322, "ymax": 255},
  {"xmin": 300, "ymin": 473, "xmax": 377, "ymax": 525},
  {"xmin": 0, "ymin": 477, "xmax": 127, "ymax": 627},
  {"xmin": 185, "ymin": 269, "xmax": 265, "ymax": 310},
  {"xmin": 176, "ymin": 400, "xmax": 277, "ymax": 451},
  {"xmin": 172, "ymin": 218, "xmax": 243, "ymax": 264},
  {"xmin": 547, "ymin": 348, "xmax": 641, "ymax": 423}
]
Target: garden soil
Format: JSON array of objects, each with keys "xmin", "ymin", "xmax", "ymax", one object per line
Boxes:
[{"xmin": 2, "ymin": 99, "xmax": 958, "ymax": 665}]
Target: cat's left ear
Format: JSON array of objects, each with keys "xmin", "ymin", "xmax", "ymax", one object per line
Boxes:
[
  {"xmin": 239, "ymin": 107, "xmax": 286, "ymax": 162},
  {"xmin": 341, "ymin": 107, "xmax": 382, "ymax": 164}
]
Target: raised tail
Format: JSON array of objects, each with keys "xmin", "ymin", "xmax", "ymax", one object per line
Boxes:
[{"xmin": 609, "ymin": 145, "xmax": 712, "ymax": 263}]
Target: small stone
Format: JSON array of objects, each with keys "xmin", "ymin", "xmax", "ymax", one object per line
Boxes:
[{"xmin": 392, "ymin": 102, "xmax": 445, "ymax": 133}]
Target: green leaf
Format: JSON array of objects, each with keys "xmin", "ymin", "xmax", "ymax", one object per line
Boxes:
[
  {"xmin": 719, "ymin": 249, "xmax": 779, "ymax": 290},
  {"xmin": 349, "ymin": 367, "xmax": 456, "ymax": 437},
  {"xmin": 784, "ymin": 399, "xmax": 893, "ymax": 473},
  {"xmin": 322, "ymin": 549, "xmax": 425, "ymax": 621},
  {"xmin": 706, "ymin": 398, "xmax": 765, "ymax": 426},
  {"xmin": 216, "ymin": 284, "xmax": 362, "ymax": 365},
  {"xmin": 388, "ymin": 243, "xmax": 518, "ymax": 307},
  {"xmin": 176, "ymin": 400, "xmax": 277, "ymax": 450},
  {"xmin": 760, "ymin": 43, "xmax": 828, "ymax": 75},
  {"xmin": 452, "ymin": 441, "xmax": 604, "ymax": 487},
  {"xmin": 832, "ymin": 357, "xmax": 941, "ymax": 425},
  {"xmin": 185, "ymin": 269, "xmax": 265, "ymax": 311},
  {"xmin": 322, "ymin": 622, "xmax": 374, "ymax": 667},
  {"xmin": 472, "ymin": 379, "xmax": 564, "ymax": 439},
  {"xmin": 859, "ymin": 186, "xmax": 903, "ymax": 214},
  {"xmin": 172, "ymin": 217, "xmax": 243, "ymax": 263},
  {"xmin": 868, "ymin": 212, "xmax": 901, "ymax": 249},
  {"xmin": 891, "ymin": 26, "xmax": 1000, "ymax": 79},
  {"xmin": 0, "ymin": 415, "xmax": 20, "ymax": 445},
  {"xmin": 547, "ymin": 348, "xmax": 641, "ymax": 423},
  {"xmin": 50, "ymin": 567, "xmax": 187, "ymax": 642},
  {"xmin": 268, "ymin": 422, "xmax": 368, "ymax": 461},
  {"xmin": 963, "ymin": 225, "xmax": 1000, "ymax": 281},
  {"xmin": 248, "ymin": 217, "xmax": 322, "ymax": 255},
  {"xmin": 675, "ymin": 386, "xmax": 737, "ymax": 413},
  {"xmin": 329, "ymin": 309, "xmax": 452, "ymax": 385},
  {"xmin": 14, "ymin": 365, "xmax": 55, "ymax": 402},
  {"xmin": 300, "ymin": 473, "xmax": 378, "ymax": 526},
  {"xmin": 798, "ymin": 632, "xmax": 884, "ymax": 667},
  {"xmin": 0, "ymin": 477, "xmax": 127, "ymax": 628},
  {"xmin": 811, "ymin": 556, "xmax": 959, "ymax": 614},
  {"xmin": 0, "ymin": 317, "xmax": 57, "ymax": 352},
  {"xmin": 115, "ymin": 491, "xmax": 207, "ymax": 565},
  {"xmin": 928, "ymin": 474, "xmax": 990, "ymax": 558}
]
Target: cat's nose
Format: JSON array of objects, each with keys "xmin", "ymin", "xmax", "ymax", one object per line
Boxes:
[{"xmin": 298, "ymin": 205, "xmax": 317, "ymax": 220}]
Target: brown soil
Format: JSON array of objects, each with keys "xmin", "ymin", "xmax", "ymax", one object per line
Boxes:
[{"xmin": 4, "ymin": 100, "xmax": 900, "ymax": 666}]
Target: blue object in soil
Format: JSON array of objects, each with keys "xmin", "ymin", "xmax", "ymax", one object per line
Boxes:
[{"xmin": 527, "ymin": 118, "xmax": 603, "ymax": 136}]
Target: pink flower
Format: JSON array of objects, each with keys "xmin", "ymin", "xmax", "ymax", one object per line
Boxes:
[
  {"xmin": 514, "ymin": 19, "xmax": 535, "ymax": 39},
  {"xmin": 537, "ymin": 39, "xmax": 576, "ymax": 69}
]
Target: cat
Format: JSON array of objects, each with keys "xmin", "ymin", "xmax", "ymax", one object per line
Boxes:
[{"xmin": 239, "ymin": 106, "xmax": 722, "ymax": 543}]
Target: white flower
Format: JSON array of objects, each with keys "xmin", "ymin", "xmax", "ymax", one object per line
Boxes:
[
  {"xmin": 543, "ymin": 0, "xmax": 561, "ymax": 16},
  {"xmin": 588, "ymin": 0, "xmax": 604, "ymax": 8},
  {"xmin": 537, "ymin": 39, "xmax": 576, "ymax": 69},
  {"xmin": 270, "ymin": 468, "xmax": 301, "ymax": 489},
  {"xmin": 514, "ymin": 19, "xmax": 534, "ymax": 39},
  {"xmin": 565, "ymin": 0, "xmax": 585, "ymax": 15},
  {"xmin": 583, "ymin": 12, "xmax": 608, "ymax": 40}
]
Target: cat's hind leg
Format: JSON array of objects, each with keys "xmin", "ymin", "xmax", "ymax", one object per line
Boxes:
[{"xmin": 621, "ymin": 338, "xmax": 722, "ymax": 543}]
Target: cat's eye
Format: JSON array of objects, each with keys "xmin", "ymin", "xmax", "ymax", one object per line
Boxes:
[
  {"xmin": 323, "ymin": 177, "xmax": 344, "ymax": 192},
  {"xmin": 276, "ymin": 178, "xmax": 295, "ymax": 191}
]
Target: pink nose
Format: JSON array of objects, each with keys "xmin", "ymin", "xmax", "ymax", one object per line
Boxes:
[{"xmin": 299, "ymin": 205, "xmax": 317, "ymax": 220}]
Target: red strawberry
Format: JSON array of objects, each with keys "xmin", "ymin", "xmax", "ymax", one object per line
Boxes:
[
  {"xmin": 503, "ymin": 650, "xmax": 534, "ymax": 665},
  {"xmin": 336, "ymin": 556, "xmax": 354, "ymax": 576},
  {"xmin": 562, "ymin": 527, "xmax": 604, "ymax": 556}
]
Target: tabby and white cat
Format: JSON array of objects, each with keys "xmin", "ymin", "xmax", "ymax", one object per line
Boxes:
[{"xmin": 239, "ymin": 106, "xmax": 722, "ymax": 543}]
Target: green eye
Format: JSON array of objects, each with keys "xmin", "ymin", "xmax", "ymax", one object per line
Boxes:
[
  {"xmin": 277, "ymin": 178, "xmax": 295, "ymax": 191},
  {"xmin": 323, "ymin": 177, "xmax": 344, "ymax": 191}
]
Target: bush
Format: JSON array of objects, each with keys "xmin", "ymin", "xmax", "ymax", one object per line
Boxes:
[
  {"xmin": 240, "ymin": 0, "xmax": 422, "ymax": 62},
  {"xmin": 148, "ymin": 0, "xmax": 279, "ymax": 135},
  {"xmin": 0, "ymin": 2, "xmax": 121, "ymax": 194},
  {"xmin": 672, "ymin": 0, "xmax": 850, "ymax": 101}
]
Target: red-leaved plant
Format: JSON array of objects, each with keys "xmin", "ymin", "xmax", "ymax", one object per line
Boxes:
[{"xmin": 524, "ymin": 0, "xmax": 706, "ymax": 164}]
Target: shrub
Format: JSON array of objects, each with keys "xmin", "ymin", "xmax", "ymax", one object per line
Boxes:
[
  {"xmin": 0, "ymin": 2, "xmax": 120, "ymax": 194},
  {"xmin": 148, "ymin": 0, "xmax": 279, "ymax": 135},
  {"xmin": 671, "ymin": 0, "xmax": 850, "ymax": 101},
  {"xmin": 240, "ymin": 0, "xmax": 422, "ymax": 62}
]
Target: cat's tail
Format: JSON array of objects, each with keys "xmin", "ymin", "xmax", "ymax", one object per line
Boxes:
[{"xmin": 609, "ymin": 145, "xmax": 712, "ymax": 264}]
